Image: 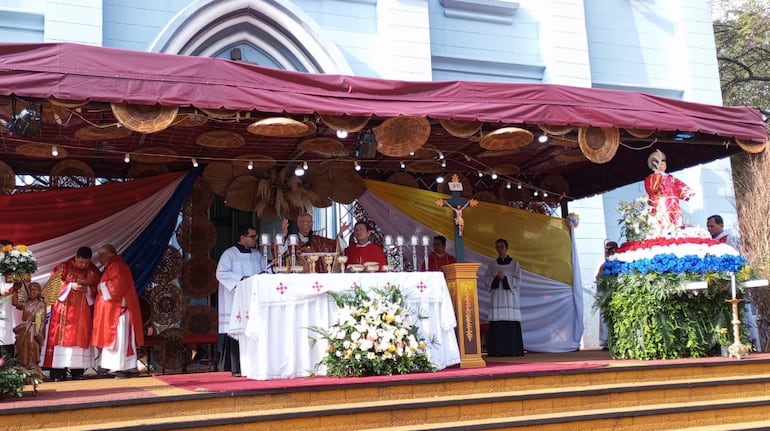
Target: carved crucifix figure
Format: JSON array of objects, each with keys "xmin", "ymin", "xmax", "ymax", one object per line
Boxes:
[{"xmin": 436, "ymin": 174, "xmax": 478, "ymax": 262}]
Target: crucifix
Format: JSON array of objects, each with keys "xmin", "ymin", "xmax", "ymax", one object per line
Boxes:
[{"xmin": 436, "ymin": 174, "xmax": 478, "ymax": 263}]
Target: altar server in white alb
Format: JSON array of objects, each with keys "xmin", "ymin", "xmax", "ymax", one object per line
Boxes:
[
  {"xmin": 484, "ymin": 238, "xmax": 525, "ymax": 357},
  {"xmin": 216, "ymin": 224, "xmax": 264, "ymax": 377}
]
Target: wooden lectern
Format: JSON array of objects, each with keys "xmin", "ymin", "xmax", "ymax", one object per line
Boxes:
[{"xmin": 442, "ymin": 262, "xmax": 486, "ymax": 368}]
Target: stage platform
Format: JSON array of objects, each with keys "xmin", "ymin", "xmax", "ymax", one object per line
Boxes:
[{"xmin": 4, "ymin": 350, "xmax": 770, "ymax": 431}]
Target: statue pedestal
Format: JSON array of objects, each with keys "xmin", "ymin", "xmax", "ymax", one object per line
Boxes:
[{"xmin": 442, "ymin": 263, "xmax": 486, "ymax": 368}]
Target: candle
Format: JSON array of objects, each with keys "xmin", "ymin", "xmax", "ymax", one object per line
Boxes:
[
  {"xmin": 396, "ymin": 235, "xmax": 404, "ymax": 246},
  {"xmin": 260, "ymin": 234, "xmax": 270, "ymax": 246},
  {"xmin": 384, "ymin": 235, "xmax": 393, "ymax": 246},
  {"xmin": 422, "ymin": 235, "xmax": 430, "ymax": 246},
  {"xmin": 411, "ymin": 235, "xmax": 419, "ymax": 246},
  {"xmin": 289, "ymin": 234, "xmax": 298, "ymax": 246},
  {"xmin": 731, "ymin": 273, "xmax": 737, "ymax": 299},
  {"xmin": 275, "ymin": 233, "xmax": 283, "ymax": 244}
]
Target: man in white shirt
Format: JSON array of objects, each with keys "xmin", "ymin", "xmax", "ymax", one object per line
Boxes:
[{"xmin": 706, "ymin": 215, "xmax": 740, "ymax": 249}]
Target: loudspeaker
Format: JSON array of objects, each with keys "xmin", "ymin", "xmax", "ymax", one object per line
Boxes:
[{"xmin": 355, "ymin": 131, "xmax": 377, "ymax": 159}]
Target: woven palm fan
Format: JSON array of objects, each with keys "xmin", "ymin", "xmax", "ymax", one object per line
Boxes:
[
  {"xmin": 0, "ymin": 160, "xmax": 15, "ymax": 194},
  {"xmin": 298, "ymin": 137, "xmax": 346, "ymax": 157},
  {"xmin": 480, "ymin": 127, "xmax": 534, "ymax": 150},
  {"xmin": 182, "ymin": 305, "xmax": 218, "ymax": 334},
  {"xmin": 497, "ymin": 182, "xmax": 530, "ymax": 206},
  {"xmin": 199, "ymin": 107, "xmax": 241, "ymax": 120},
  {"xmin": 173, "ymin": 111, "xmax": 208, "ymax": 128},
  {"xmin": 130, "ymin": 147, "xmax": 178, "ymax": 164},
  {"xmin": 735, "ymin": 138, "xmax": 767, "ymax": 154},
  {"xmin": 438, "ymin": 172, "xmax": 473, "ymax": 198},
  {"xmin": 147, "ymin": 284, "xmax": 186, "ymax": 326},
  {"xmin": 180, "ymin": 256, "xmax": 218, "ymax": 299},
  {"xmin": 150, "ymin": 245, "xmax": 183, "ymax": 287},
  {"xmin": 176, "ymin": 215, "xmax": 217, "ymax": 256},
  {"xmin": 74, "ymin": 125, "xmax": 133, "ymax": 141},
  {"xmin": 157, "ymin": 327, "xmax": 190, "ymax": 371},
  {"xmin": 555, "ymin": 148, "xmax": 589, "ymax": 163},
  {"xmin": 127, "ymin": 163, "xmax": 169, "ymax": 178},
  {"xmin": 539, "ymin": 173, "xmax": 570, "ymax": 202},
  {"xmin": 111, "ymin": 102, "xmax": 178, "ymax": 134},
  {"xmin": 328, "ymin": 167, "xmax": 367, "ymax": 204},
  {"xmin": 625, "ymin": 128, "xmax": 656, "ymax": 139},
  {"xmin": 538, "ymin": 124, "xmax": 574, "ymax": 136},
  {"xmin": 15, "ymin": 143, "xmax": 68, "ymax": 159},
  {"xmin": 406, "ymin": 160, "xmax": 443, "ymax": 174},
  {"xmin": 386, "ymin": 172, "xmax": 418, "ymax": 188},
  {"xmin": 50, "ymin": 159, "xmax": 96, "ymax": 188},
  {"xmin": 319, "ymin": 114, "xmax": 370, "ymax": 133},
  {"xmin": 246, "ymin": 117, "xmax": 309, "ymax": 137},
  {"xmin": 439, "ymin": 119, "xmax": 482, "ymax": 138},
  {"xmin": 472, "ymin": 190, "xmax": 500, "ymax": 204},
  {"xmin": 196, "ymin": 130, "xmax": 246, "ymax": 149},
  {"xmin": 225, "ymin": 175, "xmax": 261, "ymax": 212},
  {"xmin": 578, "ymin": 126, "xmax": 620, "ymax": 164},
  {"xmin": 375, "ymin": 116, "xmax": 431, "ymax": 157}
]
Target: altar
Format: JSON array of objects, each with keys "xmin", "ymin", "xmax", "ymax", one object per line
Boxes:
[{"xmin": 227, "ymin": 272, "xmax": 461, "ymax": 380}]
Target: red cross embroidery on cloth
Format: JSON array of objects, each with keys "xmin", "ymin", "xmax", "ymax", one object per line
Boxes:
[
  {"xmin": 417, "ymin": 281, "xmax": 427, "ymax": 293},
  {"xmin": 312, "ymin": 281, "xmax": 323, "ymax": 292},
  {"xmin": 276, "ymin": 282, "xmax": 288, "ymax": 295},
  {"xmin": 236, "ymin": 311, "xmax": 242, "ymax": 322}
]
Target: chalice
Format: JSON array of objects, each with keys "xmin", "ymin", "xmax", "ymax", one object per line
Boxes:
[
  {"xmin": 307, "ymin": 254, "xmax": 320, "ymax": 273},
  {"xmin": 323, "ymin": 254, "xmax": 335, "ymax": 273},
  {"xmin": 336, "ymin": 255, "xmax": 348, "ymax": 273}
]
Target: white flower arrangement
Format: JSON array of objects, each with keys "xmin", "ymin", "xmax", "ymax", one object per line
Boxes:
[
  {"xmin": 0, "ymin": 244, "xmax": 37, "ymax": 276},
  {"xmin": 310, "ymin": 284, "xmax": 436, "ymax": 377}
]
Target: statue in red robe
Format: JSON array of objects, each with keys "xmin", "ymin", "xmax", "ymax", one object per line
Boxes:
[{"xmin": 644, "ymin": 150, "xmax": 694, "ymax": 234}]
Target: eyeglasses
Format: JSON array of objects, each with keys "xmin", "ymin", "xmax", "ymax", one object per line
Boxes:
[{"xmin": 246, "ymin": 234, "xmax": 258, "ymax": 239}]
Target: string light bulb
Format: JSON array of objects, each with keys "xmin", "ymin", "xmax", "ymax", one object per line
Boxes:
[
  {"xmin": 477, "ymin": 171, "xmax": 484, "ymax": 178},
  {"xmin": 543, "ymin": 191, "xmax": 548, "ymax": 198},
  {"xmin": 400, "ymin": 161, "xmax": 406, "ymax": 169},
  {"xmin": 441, "ymin": 159, "xmax": 446, "ymax": 168},
  {"xmin": 191, "ymin": 158, "xmax": 198, "ymax": 168},
  {"xmin": 506, "ymin": 181, "xmax": 512, "ymax": 189},
  {"xmin": 491, "ymin": 172, "xmax": 498, "ymax": 180},
  {"xmin": 247, "ymin": 161, "xmax": 254, "ymax": 170},
  {"xmin": 303, "ymin": 161, "xmax": 309, "ymax": 170},
  {"xmin": 538, "ymin": 134, "xmax": 549, "ymax": 143},
  {"xmin": 517, "ymin": 182, "xmax": 522, "ymax": 190},
  {"xmin": 294, "ymin": 163, "xmax": 305, "ymax": 176},
  {"xmin": 533, "ymin": 191, "xmax": 539, "ymax": 197},
  {"xmin": 437, "ymin": 152, "xmax": 445, "ymax": 160},
  {"xmin": 354, "ymin": 161, "xmax": 361, "ymax": 171},
  {"xmin": 336, "ymin": 130, "xmax": 348, "ymax": 139},
  {"xmin": 436, "ymin": 175, "xmax": 445, "ymax": 183},
  {"xmin": 124, "ymin": 153, "xmax": 130, "ymax": 163},
  {"xmin": 51, "ymin": 145, "xmax": 59, "ymax": 157}
]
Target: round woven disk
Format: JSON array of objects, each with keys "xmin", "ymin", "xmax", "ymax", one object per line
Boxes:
[
  {"xmin": 16, "ymin": 143, "xmax": 68, "ymax": 159},
  {"xmin": 74, "ymin": 125, "xmax": 132, "ymax": 141},
  {"xmin": 174, "ymin": 112, "xmax": 208, "ymax": 128},
  {"xmin": 578, "ymin": 126, "xmax": 620, "ymax": 164},
  {"xmin": 182, "ymin": 305, "xmax": 218, "ymax": 334},
  {"xmin": 139, "ymin": 297, "xmax": 153, "ymax": 327},
  {"xmin": 47, "ymin": 97, "xmax": 89, "ymax": 108},
  {"xmin": 147, "ymin": 284, "xmax": 186, "ymax": 326},
  {"xmin": 129, "ymin": 147, "xmax": 178, "ymax": 164},
  {"xmin": 539, "ymin": 173, "xmax": 570, "ymax": 198},
  {"xmin": 151, "ymin": 245, "xmax": 183, "ymax": 287},
  {"xmin": 111, "ymin": 102, "xmax": 178, "ymax": 133},
  {"xmin": 176, "ymin": 215, "xmax": 217, "ymax": 256},
  {"xmin": 375, "ymin": 116, "xmax": 431, "ymax": 157},
  {"xmin": 182, "ymin": 178, "xmax": 215, "ymax": 217},
  {"xmin": 405, "ymin": 161, "xmax": 443, "ymax": 174},
  {"xmin": 624, "ymin": 128, "xmax": 655, "ymax": 139},
  {"xmin": 538, "ymin": 124, "xmax": 573, "ymax": 136},
  {"xmin": 328, "ymin": 167, "xmax": 367, "ymax": 204},
  {"xmin": 225, "ymin": 176, "xmax": 261, "ymax": 212},
  {"xmin": 298, "ymin": 137, "xmax": 345, "ymax": 156},
  {"xmin": 547, "ymin": 136, "xmax": 579, "ymax": 148},
  {"xmin": 127, "ymin": 163, "xmax": 169, "ymax": 178},
  {"xmin": 480, "ymin": 127, "xmax": 534, "ymax": 150},
  {"xmin": 199, "ymin": 107, "xmax": 241, "ymax": 120},
  {"xmin": 439, "ymin": 119, "xmax": 482, "ymax": 138},
  {"xmin": 247, "ymin": 117, "xmax": 309, "ymax": 137},
  {"xmin": 409, "ymin": 144, "xmax": 437, "ymax": 160},
  {"xmin": 476, "ymin": 149, "xmax": 521, "ymax": 158},
  {"xmin": 202, "ymin": 162, "xmax": 244, "ymax": 196},
  {"xmin": 319, "ymin": 114, "xmax": 370, "ymax": 133},
  {"xmin": 196, "ymin": 130, "xmax": 245, "ymax": 149},
  {"xmin": 486, "ymin": 164, "xmax": 519, "ymax": 176},
  {"xmin": 157, "ymin": 327, "xmax": 190, "ymax": 371},
  {"xmin": 555, "ymin": 149, "xmax": 588, "ymax": 163},
  {"xmin": 180, "ymin": 256, "xmax": 218, "ymax": 299},
  {"xmin": 0, "ymin": 160, "xmax": 15, "ymax": 194},
  {"xmin": 736, "ymin": 138, "xmax": 767, "ymax": 154},
  {"xmin": 50, "ymin": 159, "xmax": 96, "ymax": 188},
  {"xmin": 387, "ymin": 172, "xmax": 418, "ymax": 188}
]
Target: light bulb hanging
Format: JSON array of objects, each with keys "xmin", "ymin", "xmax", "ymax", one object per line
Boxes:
[
  {"xmin": 354, "ymin": 161, "xmax": 361, "ymax": 171},
  {"xmin": 506, "ymin": 181, "xmax": 512, "ymax": 189},
  {"xmin": 247, "ymin": 161, "xmax": 254, "ymax": 170},
  {"xmin": 51, "ymin": 145, "xmax": 59, "ymax": 157},
  {"xmin": 436, "ymin": 175, "xmax": 445, "ymax": 183},
  {"xmin": 303, "ymin": 161, "xmax": 309, "ymax": 170},
  {"xmin": 400, "ymin": 161, "xmax": 406, "ymax": 169},
  {"xmin": 124, "ymin": 153, "xmax": 130, "ymax": 163},
  {"xmin": 336, "ymin": 130, "xmax": 348, "ymax": 139}
]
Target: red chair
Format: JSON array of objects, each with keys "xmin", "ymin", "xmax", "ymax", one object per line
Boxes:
[
  {"xmin": 180, "ymin": 333, "xmax": 218, "ymax": 373},
  {"xmin": 138, "ymin": 297, "xmax": 166, "ymax": 375}
]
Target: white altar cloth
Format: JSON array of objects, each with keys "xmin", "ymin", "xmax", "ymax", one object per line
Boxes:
[{"xmin": 227, "ymin": 272, "xmax": 461, "ymax": 380}]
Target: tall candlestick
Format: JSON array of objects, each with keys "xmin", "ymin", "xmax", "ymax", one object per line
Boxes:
[
  {"xmin": 260, "ymin": 234, "xmax": 270, "ymax": 246},
  {"xmin": 411, "ymin": 235, "xmax": 419, "ymax": 246},
  {"xmin": 275, "ymin": 233, "xmax": 283, "ymax": 245},
  {"xmin": 422, "ymin": 235, "xmax": 430, "ymax": 247},
  {"xmin": 423, "ymin": 243, "xmax": 430, "ymax": 271},
  {"xmin": 396, "ymin": 235, "xmax": 404, "ymax": 246},
  {"xmin": 384, "ymin": 235, "xmax": 393, "ymax": 246},
  {"xmin": 289, "ymin": 234, "xmax": 298, "ymax": 246},
  {"xmin": 412, "ymin": 245, "xmax": 418, "ymax": 272}
]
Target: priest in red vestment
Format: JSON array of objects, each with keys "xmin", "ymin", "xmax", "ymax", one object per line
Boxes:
[
  {"xmin": 43, "ymin": 247, "xmax": 101, "ymax": 381},
  {"xmin": 421, "ymin": 235, "xmax": 457, "ymax": 271},
  {"xmin": 92, "ymin": 244, "xmax": 144, "ymax": 378},
  {"xmin": 344, "ymin": 221, "xmax": 387, "ymax": 269},
  {"xmin": 278, "ymin": 213, "xmax": 349, "ymax": 272}
]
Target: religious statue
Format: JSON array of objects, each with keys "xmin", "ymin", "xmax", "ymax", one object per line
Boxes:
[
  {"xmin": 12, "ymin": 282, "xmax": 46, "ymax": 379},
  {"xmin": 437, "ymin": 198, "xmax": 478, "ymax": 236},
  {"xmin": 644, "ymin": 149, "xmax": 694, "ymax": 235}
]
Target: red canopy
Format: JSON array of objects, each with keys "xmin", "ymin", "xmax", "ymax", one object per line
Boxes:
[{"xmin": 0, "ymin": 42, "xmax": 765, "ymax": 142}]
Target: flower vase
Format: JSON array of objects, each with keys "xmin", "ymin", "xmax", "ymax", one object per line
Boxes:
[{"xmin": 4, "ymin": 273, "xmax": 31, "ymax": 283}]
